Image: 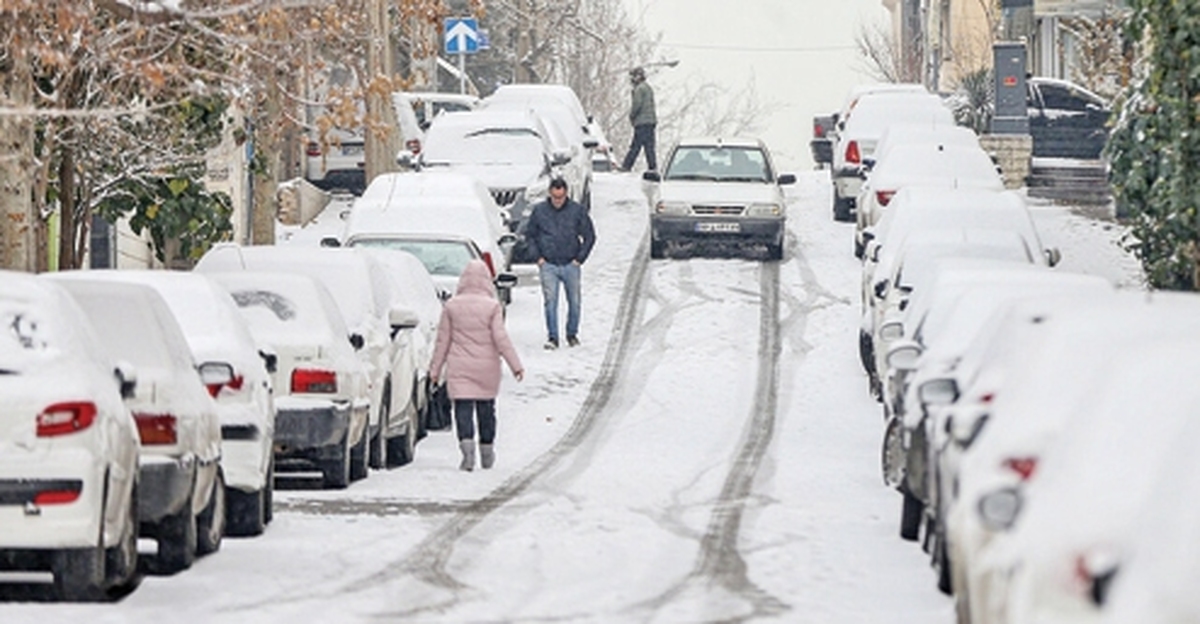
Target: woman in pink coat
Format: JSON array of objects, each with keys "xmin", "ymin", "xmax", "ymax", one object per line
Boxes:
[{"xmin": 429, "ymin": 260, "xmax": 525, "ymax": 471}]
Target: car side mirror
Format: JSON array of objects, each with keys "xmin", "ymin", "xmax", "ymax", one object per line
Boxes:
[
  {"xmin": 642, "ymin": 170, "xmax": 661, "ymax": 183},
  {"xmin": 949, "ymin": 409, "xmax": 990, "ymax": 448},
  {"xmin": 862, "ymin": 158, "xmax": 876, "ymax": 172},
  {"xmin": 878, "ymin": 318, "xmax": 904, "ymax": 342},
  {"xmin": 498, "ymin": 233, "xmax": 518, "ymax": 246},
  {"xmin": 198, "ymin": 361, "xmax": 235, "ymax": 387},
  {"xmin": 349, "ymin": 333, "xmax": 365, "ymax": 351},
  {"xmin": 396, "ymin": 150, "xmax": 416, "ymax": 168},
  {"xmin": 114, "ymin": 361, "xmax": 138, "ymax": 400},
  {"xmin": 873, "ymin": 279, "xmax": 889, "ymax": 300},
  {"xmin": 320, "ymin": 237, "xmax": 342, "ymax": 248},
  {"xmin": 777, "ymin": 173, "xmax": 797, "ymax": 185},
  {"xmin": 862, "ymin": 229, "xmax": 876, "ymax": 244},
  {"xmin": 552, "ymin": 151, "xmax": 572, "ymax": 167},
  {"xmin": 886, "ymin": 339, "xmax": 922, "ymax": 371},
  {"xmin": 583, "ymin": 139, "xmax": 600, "ymax": 149},
  {"xmin": 258, "ymin": 348, "xmax": 278, "ymax": 374},
  {"xmin": 1045, "ymin": 247, "xmax": 1062, "ymax": 267},
  {"xmin": 918, "ymin": 377, "xmax": 959, "ymax": 406},
  {"xmin": 389, "ymin": 307, "xmax": 420, "ymax": 338},
  {"xmin": 495, "ymin": 273, "xmax": 519, "ymax": 289}
]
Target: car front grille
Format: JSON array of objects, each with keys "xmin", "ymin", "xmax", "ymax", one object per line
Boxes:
[
  {"xmin": 692, "ymin": 205, "xmax": 746, "ymax": 216},
  {"xmin": 491, "ymin": 188, "xmax": 523, "ymax": 207}
]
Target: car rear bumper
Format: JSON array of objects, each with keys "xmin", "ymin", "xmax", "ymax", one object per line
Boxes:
[
  {"xmin": 273, "ymin": 399, "xmax": 352, "ymax": 458},
  {"xmin": 138, "ymin": 454, "xmax": 198, "ymax": 524},
  {"xmin": 651, "ymin": 215, "xmax": 785, "ymax": 246},
  {"xmin": 0, "ymin": 451, "xmax": 107, "ymax": 550},
  {"xmin": 833, "ymin": 167, "xmax": 865, "ymax": 199}
]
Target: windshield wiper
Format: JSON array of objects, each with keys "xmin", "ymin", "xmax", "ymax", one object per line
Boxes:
[
  {"xmin": 666, "ymin": 174, "xmax": 719, "ymax": 181},
  {"xmin": 720, "ymin": 176, "xmax": 767, "ymax": 183}
]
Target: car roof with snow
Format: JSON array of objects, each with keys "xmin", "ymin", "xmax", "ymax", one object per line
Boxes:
[
  {"xmin": 841, "ymin": 92, "xmax": 954, "ymax": 137},
  {"xmin": 872, "ymin": 124, "xmax": 982, "ymax": 164},
  {"xmin": 867, "ymin": 142, "xmax": 1003, "ymax": 189}
]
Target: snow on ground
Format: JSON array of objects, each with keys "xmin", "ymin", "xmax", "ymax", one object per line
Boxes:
[{"xmin": 0, "ymin": 172, "xmax": 1140, "ymax": 623}]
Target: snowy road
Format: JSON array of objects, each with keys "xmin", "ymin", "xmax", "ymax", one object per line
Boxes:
[{"xmin": 0, "ymin": 172, "xmax": 1140, "ymax": 623}]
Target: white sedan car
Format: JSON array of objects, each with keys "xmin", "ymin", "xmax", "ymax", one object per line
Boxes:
[
  {"xmin": 51, "ymin": 277, "xmax": 225, "ymax": 574},
  {"xmin": 84, "ymin": 271, "xmax": 277, "ymax": 537},
  {"xmin": 644, "ymin": 137, "xmax": 796, "ymax": 260},
  {"xmin": 208, "ymin": 272, "xmax": 372, "ymax": 489},
  {"xmin": 0, "ymin": 272, "xmax": 140, "ymax": 599}
]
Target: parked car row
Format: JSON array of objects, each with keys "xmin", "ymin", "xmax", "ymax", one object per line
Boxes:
[
  {"xmin": 835, "ymin": 83, "xmax": 1200, "ymax": 623},
  {"xmin": 0, "ymin": 237, "xmax": 448, "ymax": 599}
]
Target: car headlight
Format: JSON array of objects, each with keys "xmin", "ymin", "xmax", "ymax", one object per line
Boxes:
[
  {"xmin": 748, "ymin": 203, "xmax": 782, "ymax": 216},
  {"xmin": 977, "ymin": 487, "xmax": 1022, "ymax": 531},
  {"xmin": 655, "ymin": 201, "xmax": 690, "ymax": 215}
]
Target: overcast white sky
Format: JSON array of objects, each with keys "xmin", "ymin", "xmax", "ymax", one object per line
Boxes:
[{"xmin": 622, "ymin": 0, "xmax": 890, "ymax": 171}]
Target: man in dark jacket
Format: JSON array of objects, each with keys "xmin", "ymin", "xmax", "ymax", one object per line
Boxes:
[
  {"xmin": 524, "ymin": 178, "xmax": 597, "ymax": 350},
  {"xmin": 621, "ymin": 67, "xmax": 657, "ymax": 172}
]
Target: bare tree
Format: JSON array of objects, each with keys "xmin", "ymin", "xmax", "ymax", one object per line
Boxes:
[{"xmin": 856, "ymin": 21, "xmax": 907, "ymax": 83}]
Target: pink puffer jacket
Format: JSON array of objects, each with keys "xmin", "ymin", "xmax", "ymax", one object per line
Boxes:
[{"xmin": 429, "ymin": 260, "xmax": 523, "ymax": 399}]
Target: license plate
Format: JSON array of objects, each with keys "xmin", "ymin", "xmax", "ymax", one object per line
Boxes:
[
  {"xmin": 695, "ymin": 221, "xmax": 740, "ymax": 233},
  {"xmin": 342, "ymin": 144, "xmax": 364, "ymax": 156}
]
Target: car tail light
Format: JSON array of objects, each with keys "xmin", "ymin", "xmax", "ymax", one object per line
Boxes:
[
  {"xmin": 206, "ymin": 374, "xmax": 245, "ymax": 398},
  {"xmin": 845, "ymin": 140, "xmax": 861, "ymax": 164},
  {"xmin": 481, "ymin": 252, "xmax": 497, "ymax": 276},
  {"xmin": 36, "ymin": 402, "xmax": 97, "ymax": 437},
  {"xmin": 134, "ymin": 413, "xmax": 178, "ymax": 445},
  {"xmin": 1003, "ymin": 457, "xmax": 1038, "ymax": 481},
  {"xmin": 34, "ymin": 488, "xmax": 82, "ymax": 505},
  {"xmin": 306, "ymin": 142, "xmax": 322, "ymax": 157},
  {"xmin": 291, "ymin": 369, "xmax": 337, "ymax": 394},
  {"xmin": 814, "ymin": 121, "xmax": 825, "ymax": 137},
  {"xmin": 405, "ymin": 138, "xmax": 422, "ymax": 155},
  {"xmin": 876, "ymin": 190, "xmax": 896, "ymax": 206}
]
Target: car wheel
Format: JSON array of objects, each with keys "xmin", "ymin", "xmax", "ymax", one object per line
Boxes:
[
  {"xmin": 105, "ymin": 483, "xmax": 138, "ymax": 588},
  {"xmin": 416, "ymin": 379, "xmax": 429, "ymax": 442},
  {"xmin": 833, "ymin": 194, "xmax": 853, "ymax": 222},
  {"xmin": 900, "ymin": 489, "xmax": 923, "ymax": 541},
  {"xmin": 196, "ymin": 468, "xmax": 226, "ymax": 556},
  {"xmin": 350, "ymin": 426, "xmax": 369, "ymax": 481},
  {"xmin": 369, "ymin": 384, "xmax": 389, "ymax": 470},
  {"xmin": 226, "ymin": 485, "xmax": 266, "ymax": 537},
  {"xmin": 934, "ymin": 529, "xmax": 953, "ymax": 595},
  {"xmin": 881, "ymin": 417, "xmax": 906, "ymax": 489},
  {"xmin": 320, "ymin": 432, "xmax": 351, "ymax": 490},
  {"xmin": 53, "ymin": 546, "xmax": 106, "ymax": 601},
  {"xmin": 264, "ymin": 458, "xmax": 275, "ymax": 525},
  {"xmin": 858, "ymin": 330, "xmax": 875, "ymax": 376},
  {"xmin": 387, "ymin": 418, "xmax": 417, "ymax": 467},
  {"xmin": 854, "ymin": 237, "xmax": 864, "ymax": 260},
  {"xmin": 650, "ymin": 239, "xmax": 665, "ymax": 260},
  {"xmin": 156, "ymin": 488, "xmax": 197, "ymax": 573}
]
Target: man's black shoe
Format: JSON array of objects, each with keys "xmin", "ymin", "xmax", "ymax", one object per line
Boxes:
[
  {"xmin": 566, "ymin": 335, "xmax": 580, "ymax": 347},
  {"xmin": 544, "ymin": 338, "xmax": 559, "ymax": 350}
]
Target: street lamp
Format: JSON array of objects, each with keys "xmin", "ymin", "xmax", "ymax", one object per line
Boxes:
[{"xmin": 637, "ymin": 59, "xmax": 680, "ymax": 72}]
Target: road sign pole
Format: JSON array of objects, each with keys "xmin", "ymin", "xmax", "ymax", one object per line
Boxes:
[{"xmin": 459, "ymin": 52, "xmax": 466, "ymax": 94}]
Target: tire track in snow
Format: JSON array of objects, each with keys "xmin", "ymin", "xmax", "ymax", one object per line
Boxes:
[{"xmin": 631, "ymin": 260, "xmax": 790, "ymax": 622}]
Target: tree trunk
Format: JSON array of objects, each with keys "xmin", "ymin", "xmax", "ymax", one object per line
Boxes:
[
  {"xmin": 57, "ymin": 141, "xmax": 78, "ymax": 270},
  {"xmin": 0, "ymin": 55, "xmax": 37, "ymax": 272},
  {"xmin": 365, "ymin": 0, "xmax": 399, "ymax": 187}
]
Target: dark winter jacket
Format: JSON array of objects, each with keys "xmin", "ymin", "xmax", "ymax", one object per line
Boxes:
[
  {"xmin": 630, "ymin": 80, "xmax": 657, "ymax": 127},
  {"xmin": 523, "ymin": 198, "xmax": 596, "ymax": 266}
]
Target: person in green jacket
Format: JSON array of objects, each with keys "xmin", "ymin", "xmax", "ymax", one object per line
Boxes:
[{"xmin": 620, "ymin": 67, "xmax": 657, "ymax": 172}]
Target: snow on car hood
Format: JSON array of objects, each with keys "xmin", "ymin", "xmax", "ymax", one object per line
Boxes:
[
  {"xmin": 432, "ymin": 163, "xmax": 543, "ymax": 191},
  {"xmin": 655, "ymin": 180, "xmax": 784, "ymax": 206}
]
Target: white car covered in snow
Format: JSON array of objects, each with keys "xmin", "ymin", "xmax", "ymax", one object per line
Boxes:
[
  {"xmin": 0, "ymin": 272, "xmax": 141, "ymax": 599},
  {"xmin": 51, "ymin": 277, "xmax": 225, "ymax": 574},
  {"xmin": 209, "ymin": 272, "xmax": 372, "ymax": 488},
  {"xmin": 643, "ymin": 136, "xmax": 796, "ymax": 260},
  {"xmin": 82, "ymin": 271, "xmax": 277, "ymax": 537},
  {"xmin": 198, "ymin": 245, "xmax": 422, "ymax": 471}
]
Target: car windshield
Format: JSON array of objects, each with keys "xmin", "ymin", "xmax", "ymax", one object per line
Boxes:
[
  {"xmin": 423, "ymin": 128, "xmax": 545, "ymax": 166},
  {"xmin": 665, "ymin": 146, "xmax": 770, "ymax": 182},
  {"xmin": 350, "ymin": 238, "xmax": 476, "ymax": 277},
  {"xmin": 0, "ymin": 300, "xmax": 57, "ymax": 374}
]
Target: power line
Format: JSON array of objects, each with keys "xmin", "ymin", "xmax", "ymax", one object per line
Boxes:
[{"xmin": 662, "ymin": 42, "xmax": 857, "ymax": 53}]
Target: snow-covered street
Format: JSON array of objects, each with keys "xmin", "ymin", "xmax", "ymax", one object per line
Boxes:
[{"xmin": 0, "ymin": 171, "xmax": 1141, "ymax": 623}]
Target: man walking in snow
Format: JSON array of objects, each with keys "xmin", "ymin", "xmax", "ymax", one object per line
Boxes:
[
  {"xmin": 621, "ymin": 66, "xmax": 657, "ymax": 172},
  {"xmin": 524, "ymin": 177, "xmax": 596, "ymax": 350}
]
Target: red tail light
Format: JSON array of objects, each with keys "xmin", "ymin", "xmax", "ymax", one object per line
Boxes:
[
  {"xmin": 481, "ymin": 252, "xmax": 497, "ymax": 276},
  {"xmin": 134, "ymin": 413, "xmax": 178, "ymax": 445},
  {"xmin": 206, "ymin": 374, "xmax": 245, "ymax": 398},
  {"xmin": 36, "ymin": 402, "xmax": 97, "ymax": 437},
  {"xmin": 814, "ymin": 122, "xmax": 825, "ymax": 137},
  {"xmin": 876, "ymin": 190, "xmax": 896, "ymax": 207},
  {"xmin": 291, "ymin": 369, "xmax": 337, "ymax": 394},
  {"xmin": 405, "ymin": 138, "xmax": 422, "ymax": 155},
  {"xmin": 845, "ymin": 140, "xmax": 861, "ymax": 164},
  {"xmin": 306, "ymin": 142, "xmax": 322, "ymax": 157},
  {"xmin": 34, "ymin": 489, "xmax": 82, "ymax": 505},
  {"xmin": 1003, "ymin": 457, "xmax": 1038, "ymax": 481}
]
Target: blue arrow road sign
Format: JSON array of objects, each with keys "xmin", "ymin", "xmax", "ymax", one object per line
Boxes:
[{"xmin": 445, "ymin": 18, "xmax": 479, "ymax": 55}]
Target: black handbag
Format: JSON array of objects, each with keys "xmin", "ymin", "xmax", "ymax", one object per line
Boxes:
[{"xmin": 427, "ymin": 382, "xmax": 453, "ymax": 431}]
